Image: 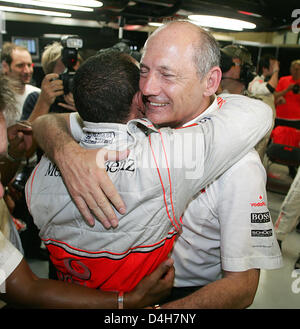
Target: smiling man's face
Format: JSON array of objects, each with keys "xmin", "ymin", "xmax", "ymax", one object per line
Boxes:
[{"xmin": 139, "ymin": 23, "xmax": 210, "ymax": 128}]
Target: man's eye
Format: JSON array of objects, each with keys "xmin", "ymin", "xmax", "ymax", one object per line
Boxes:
[{"xmin": 162, "ymin": 73, "xmax": 174, "ymax": 78}]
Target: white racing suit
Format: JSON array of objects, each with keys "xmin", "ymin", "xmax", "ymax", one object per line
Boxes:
[
  {"xmin": 26, "ymin": 94, "xmax": 273, "ymax": 292},
  {"xmin": 275, "ymin": 167, "xmax": 300, "ymax": 241}
]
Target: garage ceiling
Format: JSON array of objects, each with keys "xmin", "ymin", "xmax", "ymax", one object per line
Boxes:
[{"xmin": 0, "ymin": 0, "xmax": 299, "ymax": 32}]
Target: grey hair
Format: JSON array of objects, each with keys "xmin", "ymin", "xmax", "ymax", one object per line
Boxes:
[
  {"xmin": 193, "ymin": 26, "xmax": 220, "ymax": 78},
  {"xmin": 149, "ymin": 20, "xmax": 220, "ymax": 79}
]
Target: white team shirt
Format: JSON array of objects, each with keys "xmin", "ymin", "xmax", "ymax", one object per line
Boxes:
[
  {"xmin": 172, "ymin": 95, "xmax": 282, "ymax": 288},
  {"xmin": 248, "ymin": 75, "xmax": 272, "ymax": 96},
  {"xmin": 67, "ymin": 94, "xmax": 281, "ymax": 288},
  {"xmin": 4, "ymin": 84, "xmax": 40, "ymax": 127}
]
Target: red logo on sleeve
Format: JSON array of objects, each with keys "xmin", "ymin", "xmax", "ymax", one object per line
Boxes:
[{"xmin": 250, "ymin": 195, "xmax": 266, "ymax": 207}]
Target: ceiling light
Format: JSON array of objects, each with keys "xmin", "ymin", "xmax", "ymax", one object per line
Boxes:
[
  {"xmin": 188, "ymin": 15, "xmax": 256, "ymax": 31},
  {"xmin": 0, "ymin": 0, "xmax": 94, "ymax": 12},
  {"xmin": 148, "ymin": 22, "xmax": 163, "ymax": 27},
  {"xmin": 238, "ymin": 10, "xmax": 262, "ymax": 18},
  {"xmin": 0, "ymin": 5, "xmax": 71, "ymax": 17},
  {"xmin": 50, "ymin": 0, "xmax": 102, "ymax": 7}
]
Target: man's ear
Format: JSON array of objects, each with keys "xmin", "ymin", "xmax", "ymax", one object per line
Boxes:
[
  {"xmin": 1, "ymin": 61, "xmax": 9, "ymax": 74},
  {"xmin": 203, "ymin": 66, "xmax": 222, "ymax": 96}
]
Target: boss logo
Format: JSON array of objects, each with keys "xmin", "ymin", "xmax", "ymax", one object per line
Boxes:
[{"xmin": 251, "ymin": 212, "xmax": 271, "ymax": 223}]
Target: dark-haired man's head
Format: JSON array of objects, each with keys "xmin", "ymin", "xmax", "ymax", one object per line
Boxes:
[{"xmin": 73, "ymin": 50, "xmax": 140, "ymax": 124}]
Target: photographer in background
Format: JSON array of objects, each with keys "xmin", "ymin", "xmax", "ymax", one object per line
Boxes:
[
  {"xmin": 248, "ymin": 54, "xmax": 279, "ymax": 112},
  {"xmin": 274, "ymin": 59, "xmax": 300, "ymax": 129},
  {"xmin": 218, "ymin": 44, "xmax": 256, "ymax": 95},
  {"xmin": 1, "ymin": 42, "xmax": 40, "ymax": 126},
  {"xmin": 6, "ymin": 38, "xmax": 82, "ymax": 262},
  {"xmin": 273, "ymin": 59, "xmax": 300, "ymax": 178},
  {"xmin": 217, "ymin": 44, "xmax": 272, "ymax": 161},
  {"xmin": 22, "ymin": 37, "xmax": 83, "ymax": 122}
]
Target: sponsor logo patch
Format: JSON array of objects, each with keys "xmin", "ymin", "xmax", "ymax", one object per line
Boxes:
[
  {"xmin": 251, "ymin": 229, "xmax": 273, "ymax": 237},
  {"xmin": 250, "ymin": 195, "xmax": 266, "ymax": 207},
  {"xmin": 251, "ymin": 212, "xmax": 271, "ymax": 223},
  {"xmin": 83, "ymin": 131, "xmax": 115, "ymax": 145}
]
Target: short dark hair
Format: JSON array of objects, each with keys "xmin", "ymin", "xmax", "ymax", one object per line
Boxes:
[
  {"xmin": 258, "ymin": 54, "xmax": 276, "ymax": 75},
  {"xmin": 73, "ymin": 50, "xmax": 140, "ymax": 124}
]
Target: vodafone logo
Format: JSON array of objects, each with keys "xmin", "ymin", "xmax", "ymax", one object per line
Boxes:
[{"xmin": 250, "ymin": 195, "xmax": 266, "ymax": 207}]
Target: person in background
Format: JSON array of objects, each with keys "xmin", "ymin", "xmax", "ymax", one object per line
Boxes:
[
  {"xmin": 218, "ymin": 45, "xmax": 272, "ymax": 161},
  {"xmin": 21, "ymin": 41, "xmax": 77, "ymax": 122},
  {"xmin": 1, "ymin": 42, "xmax": 40, "ymax": 126},
  {"xmin": 274, "ymin": 59, "xmax": 300, "ymax": 178},
  {"xmin": 248, "ymin": 54, "xmax": 280, "ymax": 103},
  {"xmin": 7, "ymin": 42, "xmax": 78, "ymax": 262},
  {"xmin": 248, "ymin": 54, "xmax": 280, "ymax": 160},
  {"xmin": 218, "ymin": 44, "xmax": 254, "ymax": 95},
  {"xmin": 275, "ymin": 166, "xmax": 300, "ymax": 269},
  {"xmin": 274, "ymin": 59, "xmax": 300, "ymax": 129}
]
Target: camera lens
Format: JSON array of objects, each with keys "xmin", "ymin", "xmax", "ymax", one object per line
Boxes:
[{"xmin": 292, "ymin": 84, "xmax": 300, "ymax": 94}]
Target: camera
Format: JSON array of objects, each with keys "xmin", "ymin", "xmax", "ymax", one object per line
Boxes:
[
  {"xmin": 12, "ymin": 164, "xmax": 34, "ymax": 192},
  {"xmin": 292, "ymin": 84, "xmax": 300, "ymax": 94},
  {"xmin": 239, "ymin": 63, "xmax": 256, "ymax": 88},
  {"xmin": 59, "ymin": 35, "xmax": 83, "ymax": 94}
]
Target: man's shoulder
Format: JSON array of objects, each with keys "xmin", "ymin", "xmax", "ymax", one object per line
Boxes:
[
  {"xmin": 278, "ymin": 75, "xmax": 292, "ymax": 83},
  {"xmin": 26, "ymin": 84, "xmax": 40, "ymax": 94},
  {"xmin": 221, "ymin": 150, "xmax": 264, "ymax": 180},
  {"xmin": 218, "ymin": 92, "xmax": 270, "ymax": 110}
]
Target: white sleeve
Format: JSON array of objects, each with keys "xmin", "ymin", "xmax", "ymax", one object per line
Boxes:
[
  {"xmin": 0, "ymin": 231, "xmax": 23, "ymax": 288},
  {"xmin": 248, "ymin": 78, "xmax": 270, "ymax": 95},
  {"xmin": 69, "ymin": 112, "xmax": 84, "ymax": 142},
  {"xmin": 164, "ymin": 94, "xmax": 273, "ymax": 210},
  {"xmin": 218, "ymin": 152, "xmax": 282, "ymax": 271}
]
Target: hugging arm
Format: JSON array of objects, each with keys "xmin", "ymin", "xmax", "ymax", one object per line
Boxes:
[
  {"xmin": 33, "ymin": 96, "xmax": 272, "ymax": 228},
  {"xmin": 32, "ymin": 113, "xmax": 126, "ymax": 228},
  {"xmin": 2, "ymin": 257, "xmax": 174, "ymax": 309}
]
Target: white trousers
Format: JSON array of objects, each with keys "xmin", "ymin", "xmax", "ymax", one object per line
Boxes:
[{"xmin": 275, "ymin": 166, "xmax": 300, "ymax": 241}]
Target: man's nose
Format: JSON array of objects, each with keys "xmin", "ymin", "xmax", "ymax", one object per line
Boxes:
[
  {"xmin": 23, "ymin": 64, "xmax": 33, "ymax": 74},
  {"xmin": 140, "ymin": 73, "xmax": 160, "ymax": 96}
]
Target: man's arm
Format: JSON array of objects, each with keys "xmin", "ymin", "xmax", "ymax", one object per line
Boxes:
[
  {"xmin": 33, "ymin": 95, "xmax": 272, "ymax": 227},
  {"xmin": 161, "ymin": 269, "xmax": 259, "ymax": 309},
  {"xmin": 2, "ymin": 257, "xmax": 174, "ymax": 309},
  {"xmin": 274, "ymin": 83, "xmax": 294, "ymax": 99},
  {"xmin": 0, "ymin": 122, "xmax": 33, "ymax": 185},
  {"xmin": 32, "ymin": 113, "xmax": 126, "ymax": 228}
]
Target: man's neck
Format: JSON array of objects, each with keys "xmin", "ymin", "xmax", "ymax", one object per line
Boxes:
[
  {"xmin": 17, "ymin": 85, "xmax": 26, "ymax": 95},
  {"xmin": 221, "ymin": 78, "xmax": 244, "ymax": 95}
]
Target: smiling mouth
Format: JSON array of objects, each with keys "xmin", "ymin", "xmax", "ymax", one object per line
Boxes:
[
  {"xmin": 142, "ymin": 95, "xmax": 169, "ymax": 109},
  {"xmin": 149, "ymin": 102, "xmax": 168, "ymax": 107}
]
